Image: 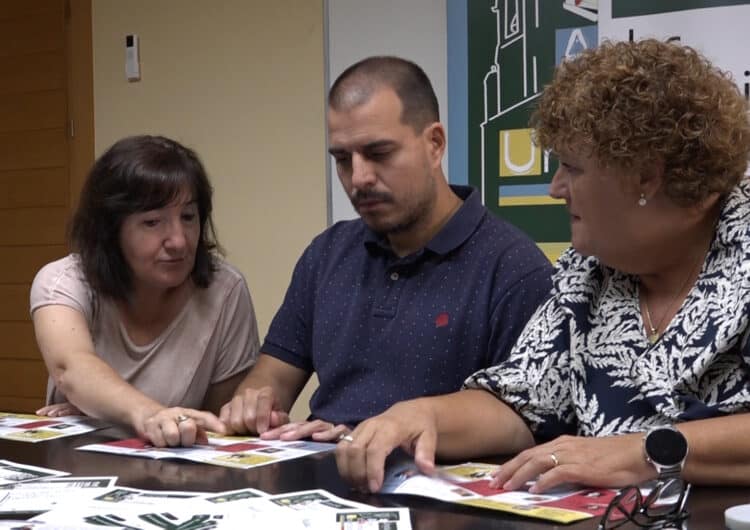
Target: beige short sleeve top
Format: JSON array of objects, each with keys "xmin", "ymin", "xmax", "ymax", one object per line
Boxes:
[{"xmin": 30, "ymin": 255, "xmax": 259, "ymax": 408}]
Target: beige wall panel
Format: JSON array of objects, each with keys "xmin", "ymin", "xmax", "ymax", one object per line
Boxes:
[
  {"xmin": 0, "ymin": 246, "xmax": 67, "ymax": 283},
  {"xmin": 0, "ymin": 91, "xmax": 67, "ymax": 133},
  {"xmin": 1, "ymin": 8, "xmax": 63, "ymax": 57},
  {"xmin": 293, "ymin": 374, "xmax": 319, "ymax": 421},
  {"xmin": 0, "ymin": 51, "xmax": 66, "ymax": 96},
  {"xmin": 0, "ymin": 322, "xmax": 40, "ymax": 361},
  {"xmin": 0, "ymin": 168, "xmax": 68, "ymax": 208},
  {"xmin": 0, "ymin": 208, "xmax": 67, "ymax": 246},
  {"xmin": 93, "ymin": 0, "xmax": 327, "ymax": 420},
  {"xmin": 0, "ymin": 129, "xmax": 67, "ymax": 171},
  {"xmin": 0, "ymin": 359, "xmax": 47, "ymax": 398}
]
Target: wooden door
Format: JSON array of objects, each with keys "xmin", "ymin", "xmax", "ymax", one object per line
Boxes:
[{"xmin": 0, "ymin": 0, "xmax": 93, "ymax": 412}]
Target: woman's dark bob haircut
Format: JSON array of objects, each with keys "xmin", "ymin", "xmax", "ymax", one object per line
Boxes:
[{"xmin": 70, "ymin": 135, "xmax": 221, "ymax": 300}]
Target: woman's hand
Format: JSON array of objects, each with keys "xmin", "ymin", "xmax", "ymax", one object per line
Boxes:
[
  {"xmin": 491, "ymin": 433, "xmax": 655, "ymax": 493},
  {"xmin": 36, "ymin": 402, "xmax": 83, "ymax": 417},
  {"xmin": 336, "ymin": 400, "xmax": 440, "ymax": 493},
  {"xmin": 136, "ymin": 407, "xmax": 228, "ymax": 448}
]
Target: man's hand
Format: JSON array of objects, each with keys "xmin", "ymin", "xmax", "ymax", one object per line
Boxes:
[
  {"xmin": 219, "ymin": 386, "xmax": 290, "ymax": 435},
  {"xmin": 260, "ymin": 420, "xmax": 350, "ymax": 442},
  {"xmin": 490, "ymin": 433, "xmax": 654, "ymax": 493},
  {"xmin": 335, "ymin": 399, "xmax": 439, "ymax": 493},
  {"xmin": 37, "ymin": 402, "xmax": 83, "ymax": 417},
  {"xmin": 137, "ymin": 407, "xmax": 227, "ymax": 448}
]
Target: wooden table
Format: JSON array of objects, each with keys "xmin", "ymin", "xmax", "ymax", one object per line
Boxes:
[{"xmin": 1, "ymin": 431, "xmax": 745, "ymax": 528}]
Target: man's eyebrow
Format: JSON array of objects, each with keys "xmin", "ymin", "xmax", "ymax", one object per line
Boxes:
[
  {"xmin": 362, "ymin": 140, "xmax": 397, "ymax": 151},
  {"xmin": 328, "ymin": 146, "xmax": 348, "ymax": 156},
  {"xmin": 328, "ymin": 140, "xmax": 396, "ymax": 156}
]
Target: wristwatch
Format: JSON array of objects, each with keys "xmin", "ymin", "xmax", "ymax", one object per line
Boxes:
[{"xmin": 643, "ymin": 425, "xmax": 689, "ymax": 479}]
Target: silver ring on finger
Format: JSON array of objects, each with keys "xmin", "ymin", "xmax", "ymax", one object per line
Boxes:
[
  {"xmin": 338, "ymin": 433, "xmax": 355, "ymax": 443},
  {"xmin": 549, "ymin": 452, "xmax": 559, "ymax": 467},
  {"xmin": 175, "ymin": 414, "xmax": 190, "ymax": 425}
]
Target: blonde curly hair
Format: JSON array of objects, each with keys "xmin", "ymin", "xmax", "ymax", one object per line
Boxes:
[{"xmin": 531, "ymin": 39, "xmax": 750, "ymax": 206}]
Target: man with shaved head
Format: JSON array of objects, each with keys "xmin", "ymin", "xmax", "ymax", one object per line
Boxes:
[{"xmin": 220, "ymin": 56, "xmax": 553, "ymax": 441}]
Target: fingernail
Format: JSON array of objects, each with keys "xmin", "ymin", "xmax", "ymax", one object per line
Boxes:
[{"xmin": 369, "ymin": 479, "xmax": 379, "ymax": 493}]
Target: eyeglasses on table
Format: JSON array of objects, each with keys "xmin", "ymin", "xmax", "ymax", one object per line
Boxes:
[{"xmin": 598, "ymin": 478, "xmax": 690, "ymax": 530}]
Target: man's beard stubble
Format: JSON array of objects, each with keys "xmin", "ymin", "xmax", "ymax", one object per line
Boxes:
[{"xmin": 351, "ymin": 184, "xmax": 435, "ymax": 237}]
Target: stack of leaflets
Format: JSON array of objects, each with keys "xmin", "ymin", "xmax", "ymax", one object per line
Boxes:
[
  {"xmin": 0, "ymin": 413, "xmax": 105, "ymax": 443},
  {"xmin": 0, "ymin": 459, "xmax": 413, "ymax": 529},
  {"xmin": 29, "ymin": 486, "xmax": 412, "ymax": 529},
  {"xmin": 77, "ymin": 433, "xmax": 336, "ymax": 469}
]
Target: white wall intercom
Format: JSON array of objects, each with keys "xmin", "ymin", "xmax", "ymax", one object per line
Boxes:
[{"xmin": 125, "ymin": 34, "xmax": 141, "ymax": 82}]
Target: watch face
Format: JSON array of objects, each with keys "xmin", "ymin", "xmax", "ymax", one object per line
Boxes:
[{"xmin": 645, "ymin": 428, "xmax": 688, "ymax": 466}]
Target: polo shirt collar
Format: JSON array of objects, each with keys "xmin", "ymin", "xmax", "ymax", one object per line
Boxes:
[{"xmin": 363, "ymin": 185, "xmax": 484, "ymax": 257}]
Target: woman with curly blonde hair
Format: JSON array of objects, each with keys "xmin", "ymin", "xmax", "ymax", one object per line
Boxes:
[{"xmin": 336, "ymin": 39, "xmax": 750, "ymax": 495}]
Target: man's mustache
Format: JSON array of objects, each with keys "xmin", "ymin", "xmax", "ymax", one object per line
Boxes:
[{"xmin": 350, "ymin": 190, "xmax": 394, "ymax": 207}]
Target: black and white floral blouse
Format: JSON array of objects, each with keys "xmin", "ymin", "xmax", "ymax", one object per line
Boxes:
[{"xmin": 465, "ymin": 180, "xmax": 750, "ymax": 442}]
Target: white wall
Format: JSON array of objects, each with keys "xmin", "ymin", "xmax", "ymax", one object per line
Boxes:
[
  {"xmin": 326, "ymin": 0, "xmax": 448, "ymax": 223},
  {"xmin": 598, "ymin": 1, "xmax": 750, "ymax": 91}
]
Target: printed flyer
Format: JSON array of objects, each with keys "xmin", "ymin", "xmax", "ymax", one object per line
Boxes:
[
  {"xmin": 380, "ymin": 461, "xmax": 620, "ymax": 524},
  {"xmin": 0, "ymin": 476, "xmax": 117, "ymax": 514},
  {"xmin": 0, "ymin": 460, "xmax": 68, "ymax": 486},
  {"xmin": 0, "ymin": 413, "xmax": 105, "ymax": 443},
  {"xmin": 77, "ymin": 433, "xmax": 335, "ymax": 469}
]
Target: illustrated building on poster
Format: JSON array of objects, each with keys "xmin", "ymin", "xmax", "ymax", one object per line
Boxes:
[{"xmin": 473, "ymin": 0, "xmax": 597, "ymax": 259}]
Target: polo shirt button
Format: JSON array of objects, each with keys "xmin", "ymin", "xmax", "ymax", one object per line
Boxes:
[{"xmin": 390, "ymin": 272, "xmax": 399, "ymax": 281}]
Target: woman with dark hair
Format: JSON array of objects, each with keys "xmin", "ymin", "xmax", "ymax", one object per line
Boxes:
[{"xmin": 30, "ymin": 135, "xmax": 259, "ymax": 447}]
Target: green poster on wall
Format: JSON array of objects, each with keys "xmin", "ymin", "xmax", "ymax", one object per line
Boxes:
[{"xmin": 467, "ymin": 0, "xmax": 598, "ymax": 260}]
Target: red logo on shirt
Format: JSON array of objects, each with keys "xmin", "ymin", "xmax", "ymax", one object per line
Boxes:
[{"xmin": 435, "ymin": 312, "xmax": 449, "ymax": 328}]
